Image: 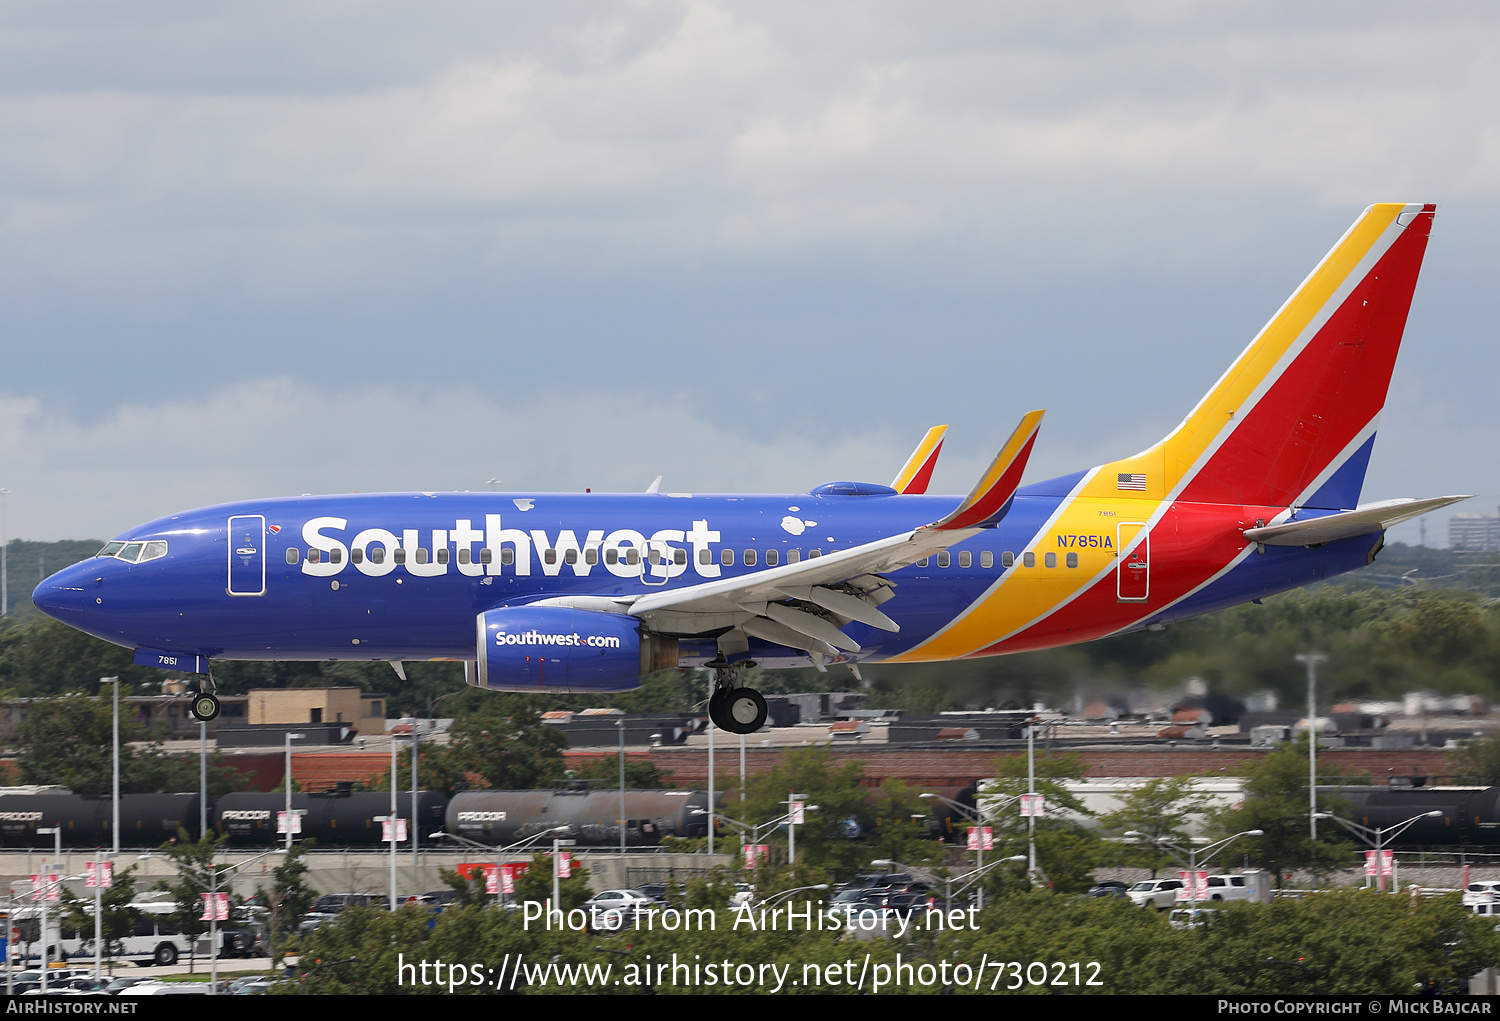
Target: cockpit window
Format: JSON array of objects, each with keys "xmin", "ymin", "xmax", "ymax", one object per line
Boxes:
[{"xmin": 96, "ymin": 540, "xmax": 168, "ymax": 564}]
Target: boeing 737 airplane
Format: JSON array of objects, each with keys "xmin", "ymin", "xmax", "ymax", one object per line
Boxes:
[{"xmin": 33, "ymin": 203, "xmax": 1467, "ymax": 734}]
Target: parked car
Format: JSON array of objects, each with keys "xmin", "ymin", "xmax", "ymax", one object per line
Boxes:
[
  {"xmin": 1127, "ymin": 878, "xmax": 1185, "ymax": 910},
  {"xmin": 1176, "ymin": 874, "xmax": 1259, "ymax": 903}
]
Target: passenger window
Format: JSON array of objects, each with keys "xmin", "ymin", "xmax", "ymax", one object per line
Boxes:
[
  {"xmin": 1044, "ymin": 552, "xmax": 1057, "ymax": 568},
  {"xmin": 810, "ymin": 549, "xmax": 822, "ymax": 558},
  {"xmin": 436, "ymin": 548, "xmax": 450, "ymax": 565},
  {"xmin": 648, "ymin": 549, "xmax": 661, "ymax": 566},
  {"xmin": 286, "ymin": 549, "xmax": 299, "ymax": 565},
  {"xmin": 308, "ymin": 549, "xmax": 321, "ymax": 564},
  {"xmin": 371, "ymin": 548, "xmax": 386, "ymax": 564},
  {"xmin": 1023, "ymin": 552, "xmax": 1035, "ymax": 568},
  {"xmin": 329, "ymin": 548, "xmax": 342, "ymax": 564},
  {"xmin": 1001, "ymin": 551, "xmax": 1014, "ymax": 568},
  {"xmin": 606, "ymin": 549, "xmax": 619, "ymax": 566},
  {"xmin": 765, "ymin": 550, "xmax": 779, "ymax": 567},
  {"xmin": 720, "ymin": 549, "xmax": 734, "ymax": 566},
  {"xmin": 937, "ymin": 551, "xmax": 951, "ymax": 568},
  {"xmin": 1066, "ymin": 552, "xmax": 1078, "ymax": 568},
  {"xmin": 959, "ymin": 551, "xmax": 972, "ymax": 568},
  {"xmin": 499, "ymin": 549, "xmax": 513, "ymax": 566},
  {"xmin": 744, "ymin": 550, "xmax": 757, "ymax": 566},
  {"xmin": 626, "ymin": 549, "xmax": 640, "ymax": 566},
  {"xmin": 415, "ymin": 549, "xmax": 429, "ymax": 565},
  {"xmin": 918, "ymin": 557, "xmax": 929, "ymax": 568},
  {"xmin": 458, "ymin": 548, "xmax": 471, "ymax": 565},
  {"xmin": 699, "ymin": 549, "xmax": 712, "ymax": 566},
  {"xmin": 395, "ymin": 549, "xmax": 408, "ymax": 565},
  {"xmin": 787, "ymin": 550, "xmax": 800, "ymax": 563},
  {"xmin": 564, "ymin": 550, "xmax": 577, "ymax": 566},
  {"xmin": 480, "ymin": 549, "xmax": 493, "ymax": 565},
  {"xmin": 543, "ymin": 549, "xmax": 557, "ymax": 566},
  {"xmin": 585, "ymin": 549, "xmax": 598, "ymax": 565},
  {"xmin": 350, "ymin": 548, "xmax": 364, "ymax": 565},
  {"xmin": 674, "ymin": 549, "xmax": 686, "ymax": 566},
  {"xmin": 980, "ymin": 551, "xmax": 993, "ymax": 569}
]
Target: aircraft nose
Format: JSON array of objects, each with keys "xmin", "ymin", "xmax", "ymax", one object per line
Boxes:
[{"xmin": 32, "ymin": 566, "xmax": 93, "ymax": 629}]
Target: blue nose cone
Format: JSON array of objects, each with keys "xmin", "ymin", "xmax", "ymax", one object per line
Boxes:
[{"xmin": 32, "ymin": 566, "xmax": 92, "ymax": 630}]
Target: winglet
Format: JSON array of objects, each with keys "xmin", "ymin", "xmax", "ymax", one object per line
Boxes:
[
  {"xmin": 890, "ymin": 425, "xmax": 948, "ymax": 494},
  {"xmin": 930, "ymin": 411, "xmax": 1044, "ymax": 531}
]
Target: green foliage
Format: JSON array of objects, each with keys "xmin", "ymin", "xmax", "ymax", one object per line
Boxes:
[
  {"xmin": 947, "ymin": 888, "xmax": 1500, "ymax": 995},
  {"xmin": 57, "ymin": 864, "xmax": 140, "ymax": 969},
  {"xmin": 1098, "ymin": 777, "xmax": 1214, "ymax": 876},
  {"xmin": 511, "ymin": 851, "xmax": 592, "ymax": 911},
  {"xmin": 153, "ymin": 827, "xmax": 230, "ymax": 964},
  {"xmin": 987, "ymin": 751, "xmax": 1105, "ymax": 893},
  {"xmin": 257, "ymin": 841, "xmax": 317, "ymax": 965},
  {"xmin": 863, "ymin": 583, "xmax": 1500, "ymax": 710},
  {"xmin": 14, "ymin": 693, "xmax": 250, "ymax": 796},
  {"xmin": 558, "ymin": 754, "xmax": 669, "ymax": 789},
  {"xmin": 366, "ymin": 694, "xmax": 567, "ymax": 797},
  {"xmin": 1210, "ymin": 738, "xmax": 1356, "ymax": 885},
  {"xmin": 733, "ymin": 746, "xmax": 934, "ymax": 878},
  {"xmin": 1450, "ymin": 728, "xmax": 1500, "ymax": 783}
]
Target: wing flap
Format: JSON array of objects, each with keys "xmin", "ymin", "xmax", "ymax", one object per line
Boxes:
[{"xmin": 628, "ymin": 411, "xmax": 1045, "ymax": 655}]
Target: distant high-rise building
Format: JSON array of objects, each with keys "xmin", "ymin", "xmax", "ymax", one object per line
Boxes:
[{"xmin": 1449, "ymin": 509, "xmax": 1500, "ymax": 552}]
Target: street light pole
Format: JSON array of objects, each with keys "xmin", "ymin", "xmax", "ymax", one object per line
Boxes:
[
  {"xmin": 1296, "ymin": 653, "xmax": 1327, "ymax": 840},
  {"xmin": 283, "ymin": 732, "xmax": 305, "ymax": 850}
]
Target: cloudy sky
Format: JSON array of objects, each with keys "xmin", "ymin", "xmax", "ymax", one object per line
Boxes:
[{"xmin": 0, "ymin": 1, "xmax": 1495, "ymax": 544}]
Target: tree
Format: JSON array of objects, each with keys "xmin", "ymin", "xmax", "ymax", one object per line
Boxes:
[
  {"xmin": 153, "ymin": 827, "xmax": 229, "ymax": 972},
  {"xmin": 14, "ymin": 693, "xmax": 249, "ymax": 795},
  {"xmin": 368, "ymin": 695, "xmax": 566, "ymax": 797},
  {"xmin": 986, "ymin": 750, "xmax": 1106, "ymax": 893},
  {"xmin": 1210, "ymin": 738, "xmax": 1356, "ymax": 886},
  {"xmin": 57, "ymin": 864, "xmax": 140, "ymax": 974},
  {"xmin": 1099, "ymin": 776, "xmax": 1214, "ymax": 876},
  {"xmin": 256, "ymin": 841, "xmax": 317, "ymax": 966},
  {"xmin": 558, "ymin": 754, "xmax": 668, "ymax": 789}
]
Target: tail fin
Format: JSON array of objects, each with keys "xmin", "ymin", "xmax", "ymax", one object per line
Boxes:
[
  {"xmin": 1101, "ymin": 203, "xmax": 1435, "ymax": 510},
  {"xmin": 890, "ymin": 425, "xmax": 948, "ymax": 494}
]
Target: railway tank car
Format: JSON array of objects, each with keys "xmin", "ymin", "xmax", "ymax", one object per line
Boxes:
[
  {"xmin": 446, "ymin": 788, "xmax": 717, "ymax": 847},
  {"xmin": 1333, "ymin": 786, "xmax": 1500, "ymax": 848},
  {"xmin": 0, "ymin": 793, "xmax": 203, "ymax": 848},
  {"xmin": 215, "ymin": 790, "xmax": 449, "ymax": 846}
]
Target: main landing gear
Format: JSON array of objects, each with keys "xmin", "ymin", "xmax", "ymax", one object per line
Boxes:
[{"xmin": 706, "ymin": 661, "xmax": 767, "ymax": 735}]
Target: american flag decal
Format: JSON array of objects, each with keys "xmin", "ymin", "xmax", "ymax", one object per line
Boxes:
[{"xmin": 1117, "ymin": 473, "xmax": 1146, "ymax": 491}]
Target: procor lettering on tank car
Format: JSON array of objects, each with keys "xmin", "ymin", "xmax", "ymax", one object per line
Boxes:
[
  {"xmin": 446, "ymin": 788, "xmax": 718, "ymax": 847},
  {"xmin": 0, "ymin": 794, "xmax": 204, "ymax": 848},
  {"xmin": 0, "ymin": 790, "xmax": 451, "ymax": 848},
  {"xmin": 214, "ymin": 791, "xmax": 450, "ymax": 846}
]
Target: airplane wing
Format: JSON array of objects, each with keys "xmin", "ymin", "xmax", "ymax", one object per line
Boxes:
[
  {"xmin": 1243, "ymin": 495, "xmax": 1472, "ymax": 547},
  {"xmin": 890, "ymin": 425, "xmax": 948, "ymax": 494},
  {"xmin": 609, "ymin": 412, "xmax": 1043, "ymax": 657}
]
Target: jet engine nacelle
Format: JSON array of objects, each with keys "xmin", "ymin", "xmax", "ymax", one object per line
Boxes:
[{"xmin": 472, "ymin": 606, "xmax": 677, "ymax": 693}]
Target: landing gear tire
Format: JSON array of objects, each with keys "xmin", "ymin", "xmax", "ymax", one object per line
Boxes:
[
  {"xmin": 708, "ymin": 687, "xmax": 729, "ymax": 727},
  {"xmin": 712, "ymin": 688, "xmax": 767, "ymax": 735},
  {"xmin": 189, "ymin": 693, "xmax": 221, "ymax": 722}
]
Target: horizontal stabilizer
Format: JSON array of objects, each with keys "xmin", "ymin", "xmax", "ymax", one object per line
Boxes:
[
  {"xmin": 890, "ymin": 425, "xmax": 948, "ymax": 494},
  {"xmin": 1243, "ymin": 495, "xmax": 1471, "ymax": 547},
  {"xmin": 930, "ymin": 411, "xmax": 1044, "ymax": 531}
]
